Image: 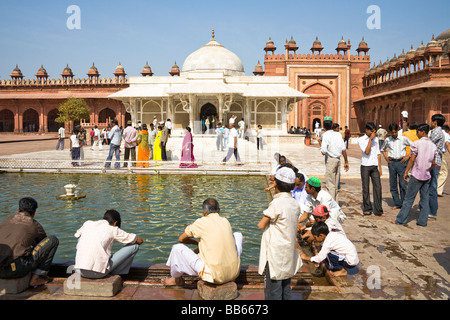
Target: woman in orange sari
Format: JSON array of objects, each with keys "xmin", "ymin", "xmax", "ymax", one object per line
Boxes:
[{"xmin": 137, "ymin": 124, "xmax": 150, "ymax": 167}]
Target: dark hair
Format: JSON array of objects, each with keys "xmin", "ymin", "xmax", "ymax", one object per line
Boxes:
[
  {"xmin": 274, "ymin": 178, "xmax": 295, "ymax": 193},
  {"xmin": 296, "ymin": 173, "xmax": 305, "ymax": 182},
  {"xmin": 307, "ymin": 182, "xmax": 321, "ymax": 193},
  {"xmin": 388, "ymin": 123, "xmax": 399, "ymax": 132},
  {"xmin": 409, "ymin": 121, "xmax": 419, "ymax": 130},
  {"xmin": 19, "ymin": 197, "xmax": 38, "ymax": 215},
  {"xmin": 365, "ymin": 122, "xmax": 376, "ymax": 131},
  {"xmin": 417, "ymin": 123, "xmax": 430, "ymax": 134},
  {"xmin": 202, "ymin": 198, "xmax": 220, "ymax": 214},
  {"xmin": 442, "ymin": 125, "xmax": 450, "ymax": 131},
  {"xmin": 157, "ymin": 125, "xmax": 162, "ymax": 130},
  {"xmin": 186, "ymin": 126, "xmax": 191, "ymax": 133},
  {"xmin": 142, "ymin": 124, "xmax": 147, "ymax": 130},
  {"xmin": 431, "ymin": 114, "xmax": 446, "ymax": 127},
  {"xmin": 278, "ymin": 162, "xmax": 298, "ymax": 174},
  {"xmin": 279, "ymin": 155, "xmax": 286, "ymax": 163},
  {"xmin": 332, "ymin": 123, "xmax": 340, "ymax": 130},
  {"xmin": 323, "ymin": 120, "xmax": 333, "ymax": 131},
  {"xmin": 103, "ymin": 209, "xmax": 121, "ymax": 228},
  {"xmin": 311, "ymin": 221, "xmax": 329, "ymax": 236}
]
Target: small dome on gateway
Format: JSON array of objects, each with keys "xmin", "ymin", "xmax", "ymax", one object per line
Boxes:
[
  {"xmin": 11, "ymin": 65, "xmax": 24, "ymax": 78},
  {"xmin": 36, "ymin": 65, "xmax": 48, "ymax": 78},
  {"xmin": 87, "ymin": 63, "xmax": 100, "ymax": 76},
  {"xmin": 114, "ymin": 62, "xmax": 126, "ymax": 76},
  {"xmin": 61, "ymin": 64, "xmax": 74, "ymax": 77},
  {"xmin": 182, "ymin": 29, "xmax": 244, "ymax": 76}
]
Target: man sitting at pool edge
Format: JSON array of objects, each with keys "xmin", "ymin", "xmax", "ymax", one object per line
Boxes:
[
  {"xmin": 163, "ymin": 198, "xmax": 242, "ymax": 286},
  {"xmin": 0, "ymin": 197, "xmax": 59, "ymax": 286}
]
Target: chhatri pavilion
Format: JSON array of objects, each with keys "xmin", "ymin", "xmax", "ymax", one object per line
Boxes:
[{"xmin": 109, "ymin": 31, "xmax": 308, "ymax": 134}]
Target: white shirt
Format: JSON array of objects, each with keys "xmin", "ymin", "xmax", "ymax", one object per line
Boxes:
[
  {"xmin": 320, "ymin": 130, "xmax": 346, "ymax": 158},
  {"xmin": 303, "ymin": 190, "xmax": 346, "ymax": 223},
  {"xmin": 74, "ymin": 220, "xmax": 137, "ymax": 274},
  {"xmin": 443, "ymin": 131, "xmax": 450, "ymax": 153},
  {"xmin": 311, "ymin": 232, "xmax": 359, "ymax": 266},
  {"xmin": 70, "ymin": 134, "xmax": 79, "ymax": 148},
  {"xmin": 259, "ymin": 193, "xmax": 302, "ymax": 280},
  {"xmin": 227, "ymin": 128, "xmax": 238, "ymax": 148},
  {"xmin": 58, "ymin": 127, "xmax": 65, "ymax": 138},
  {"xmin": 358, "ymin": 135, "xmax": 380, "ymax": 166},
  {"xmin": 166, "ymin": 121, "xmax": 172, "ymax": 130},
  {"xmin": 94, "ymin": 128, "xmax": 100, "ymax": 137},
  {"xmin": 256, "ymin": 128, "xmax": 263, "ymax": 139},
  {"xmin": 229, "ymin": 116, "xmax": 236, "ymax": 124},
  {"xmin": 238, "ymin": 120, "xmax": 245, "ymax": 129},
  {"xmin": 223, "ymin": 127, "xmax": 229, "ymax": 138}
]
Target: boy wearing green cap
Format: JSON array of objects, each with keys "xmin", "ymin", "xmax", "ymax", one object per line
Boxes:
[{"xmin": 298, "ymin": 177, "xmax": 346, "ymax": 230}]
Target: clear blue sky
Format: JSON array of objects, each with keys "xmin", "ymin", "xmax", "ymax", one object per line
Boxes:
[{"xmin": 0, "ymin": 0, "xmax": 448, "ymax": 79}]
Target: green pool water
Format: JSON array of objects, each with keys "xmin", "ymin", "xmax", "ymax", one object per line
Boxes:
[{"xmin": 0, "ymin": 173, "xmax": 271, "ymax": 266}]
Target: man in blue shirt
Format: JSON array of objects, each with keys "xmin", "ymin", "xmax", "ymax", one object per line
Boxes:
[
  {"xmin": 291, "ymin": 172, "xmax": 308, "ymax": 207},
  {"xmin": 105, "ymin": 120, "xmax": 122, "ymax": 168}
]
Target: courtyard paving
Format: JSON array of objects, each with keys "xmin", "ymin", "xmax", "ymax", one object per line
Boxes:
[{"xmin": 0, "ymin": 133, "xmax": 449, "ymax": 301}]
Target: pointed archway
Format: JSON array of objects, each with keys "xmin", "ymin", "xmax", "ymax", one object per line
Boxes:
[{"xmin": 200, "ymin": 103, "xmax": 217, "ymax": 134}]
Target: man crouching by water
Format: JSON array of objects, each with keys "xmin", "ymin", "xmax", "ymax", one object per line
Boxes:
[
  {"xmin": 0, "ymin": 197, "xmax": 59, "ymax": 287},
  {"xmin": 163, "ymin": 198, "xmax": 242, "ymax": 286}
]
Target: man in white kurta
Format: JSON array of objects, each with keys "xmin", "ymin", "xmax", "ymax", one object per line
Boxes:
[{"xmin": 258, "ymin": 166, "xmax": 302, "ymax": 300}]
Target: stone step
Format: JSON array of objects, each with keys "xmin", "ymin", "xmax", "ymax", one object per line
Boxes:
[
  {"xmin": 0, "ymin": 273, "xmax": 31, "ymax": 294},
  {"xmin": 63, "ymin": 274, "xmax": 122, "ymax": 297},
  {"xmin": 197, "ymin": 280, "xmax": 238, "ymax": 300}
]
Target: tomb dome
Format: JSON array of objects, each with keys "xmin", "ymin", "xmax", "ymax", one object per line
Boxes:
[{"xmin": 181, "ymin": 31, "xmax": 244, "ymax": 76}]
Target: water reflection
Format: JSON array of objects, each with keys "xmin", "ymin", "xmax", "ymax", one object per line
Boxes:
[{"xmin": 0, "ymin": 173, "xmax": 269, "ymax": 266}]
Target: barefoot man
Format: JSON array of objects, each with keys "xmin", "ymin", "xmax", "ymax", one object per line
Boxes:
[
  {"xmin": 163, "ymin": 198, "xmax": 242, "ymax": 286},
  {"xmin": 0, "ymin": 197, "xmax": 59, "ymax": 287}
]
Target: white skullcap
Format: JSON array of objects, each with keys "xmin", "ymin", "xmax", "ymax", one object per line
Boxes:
[{"xmin": 275, "ymin": 167, "xmax": 296, "ymax": 184}]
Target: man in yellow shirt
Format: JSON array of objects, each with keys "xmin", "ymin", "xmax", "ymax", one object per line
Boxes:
[
  {"xmin": 403, "ymin": 122, "xmax": 420, "ymax": 157},
  {"xmin": 163, "ymin": 198, "xmax": 242, "ymax": 286}
]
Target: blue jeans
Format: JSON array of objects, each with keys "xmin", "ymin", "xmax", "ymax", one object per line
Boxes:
[
  {"xmin": 429, "ymin": 165, "xmax": 440, "ymax": 218},
  {"xmin": 105, "ymin": 143, "xmax": 121, "ymax": 168},
  {"xmin": 388, "ymin": 161, "xmax": 408, "ymax": 208},
  {"xmin": 395, "ymin": 176, "xmax": 431, "ymax": 226},
  {"xmin": 56, "ymin": 138, "xmax": 65, "ymax": 150},
  {"xmin": 264, "ymin": 262, "xmax": 292, "ymax": 300},
  {"xmin": 76, "ymin": 243, "xmax": 140, "ymax": 279}
]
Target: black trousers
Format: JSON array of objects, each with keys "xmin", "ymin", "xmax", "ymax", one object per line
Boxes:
[
  {"xmin": 161, "ymin": 142, "xmax": 167, "ymax": 161},
  {"xmin": 361, "ymin": 165, "xmax": 383, "ymax": 215},
  {"xmin": 0, "ymin": 235, "xmax": 59, "ymax": 279}
]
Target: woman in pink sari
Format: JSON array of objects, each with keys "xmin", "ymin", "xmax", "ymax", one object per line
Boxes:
[{"xmin": 179, "ymin": 127, "xmax": 198, "ymax": 168}]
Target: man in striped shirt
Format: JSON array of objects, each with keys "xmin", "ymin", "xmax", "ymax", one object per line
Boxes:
[{"xmin": 381, "ymin": 123, "xmax": 412, "ymax": 209}]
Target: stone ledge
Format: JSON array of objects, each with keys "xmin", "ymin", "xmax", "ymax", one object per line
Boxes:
[
  {"xmin": 0, "ymin": 273, "xmax": 31, "ymax": 294},
  {"xmin": 63, "ymin": 274, "xmax": 122, "ymax": 297},
  {"xmin": 197, "ymin": 280, "xmax": 238, "ymax": 300}
]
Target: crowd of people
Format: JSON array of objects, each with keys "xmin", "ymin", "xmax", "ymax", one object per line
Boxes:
[{"xmin": 3, "ymin": 111, "xmax": 448, "ymax": 300}]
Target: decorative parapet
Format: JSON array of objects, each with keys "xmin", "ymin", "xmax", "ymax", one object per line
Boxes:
[
  {"xmin": 264, "ymin": 53, "xmax": 370, "ymax": 61},
  {"xmin": 0, "ymin": 77, "xmax": 129, "ymax": 87}
]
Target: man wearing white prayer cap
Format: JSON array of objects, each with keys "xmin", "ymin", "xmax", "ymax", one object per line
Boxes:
[{"xmin": 257, "ymin": 165, "xmax": 302, "ymax": 300}]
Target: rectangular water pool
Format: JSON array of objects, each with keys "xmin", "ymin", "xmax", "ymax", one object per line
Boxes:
[{"xmin": 0, "ymin": 172, "xmax": 271, "ymax": 266}]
